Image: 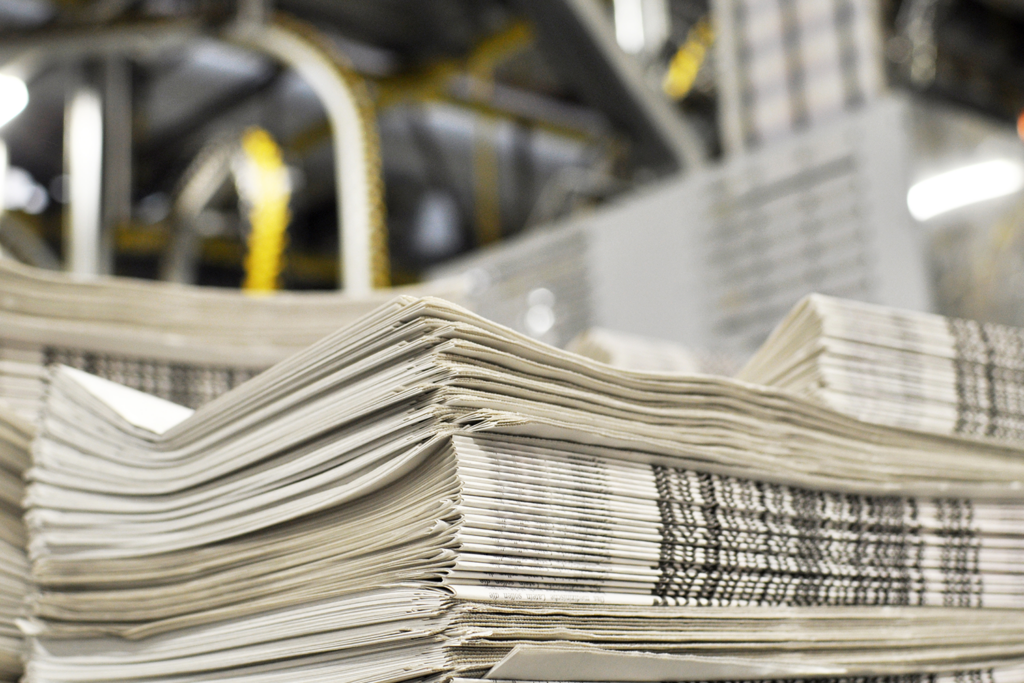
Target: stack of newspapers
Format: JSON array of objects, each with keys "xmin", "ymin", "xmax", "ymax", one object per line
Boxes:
[
  {"xmin": 0, "ymin": 258, "xmax": 464, "ymax": 680},
  {"xmin": 0, "ymin": 407, "xmax": 30, "ymax": 681},
  {"xmin": 740, "ymin": 294, "xmax": 1024, "ymax": 443},
  {"xmin": 22, "ymin": 296, "xmax": 1024, "ymax": 682},
  {"xmin": 0, "ymin": 259, "xmax": 463, "ymax": 422}
]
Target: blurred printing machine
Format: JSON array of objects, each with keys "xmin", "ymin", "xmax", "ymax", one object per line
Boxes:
[
  {"xmin": 436, "ymin": 96, "xmax": 933, "ymax": 357},
  {"xmin": 3, "ymin": 0, "xmax": 1023, "ymax": 361}
]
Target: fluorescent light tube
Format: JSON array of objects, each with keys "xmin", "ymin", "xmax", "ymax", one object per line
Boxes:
[
  {"xmin": 907, "ymin": 159, "xmax": 1024, "ymax": 221},
  {"xmin": 0, "ymin": 75, "xmax": 28, "ymax": 129}
]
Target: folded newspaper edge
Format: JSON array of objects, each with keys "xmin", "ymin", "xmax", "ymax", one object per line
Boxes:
[{"xmin": 484, "ymin": 647, "xmax": 847, "ymax": 681}]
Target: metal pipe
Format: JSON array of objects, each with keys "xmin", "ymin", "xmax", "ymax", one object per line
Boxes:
[
  {"xmin": 101, "ymin": 56, "xmax": 132, "ymax": 275},
  {"xmin": 0, "ymin": 140, "xmax": 8, "ymax": 221},
  {"xmin": 1, "ymin": 16, "xmax": 383, "ymax": 293},
  {"xmin": 65, "ymin": 83, "xmax": 104, "ymax": 276},
  {"xmin": 226, "ymin": 19, "xmax": 379, "ymax": 295},
  {"xmin": 0, "ymin": 20, "xmax": 201, "ymax": 78},
  {"xmin": 710, "ymin": 0, "xmax": 744, "ymax": 156}
]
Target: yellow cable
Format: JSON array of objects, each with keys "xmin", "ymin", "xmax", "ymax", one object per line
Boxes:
[
  {"xmin": 663, "ymin": 16, "xmax": 715, "ymax": 100},
  {"xmin": 271, "ymin": 14, "xmax": 391, "ymax": 288},
  {"xmin": 240, "ymin": 127, "xmax": 291, "ymax": 293}
]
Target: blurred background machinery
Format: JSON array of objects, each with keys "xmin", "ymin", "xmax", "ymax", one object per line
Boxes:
[
  {"xmin": 2, "ymin": 0, "xmax": 1024, "ymax": 353},
  {"xmin": 435, "ymin": 97, "xmax": 931, "ymax": 354}
]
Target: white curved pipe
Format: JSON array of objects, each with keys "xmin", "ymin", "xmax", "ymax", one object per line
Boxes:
[
  {"xmin": 226, "ymin": 20, "xmax": 376, "ymax": 295},
  {"xmin": 1, "ymin": 18, "xmax": 379, "ymax": 293}
]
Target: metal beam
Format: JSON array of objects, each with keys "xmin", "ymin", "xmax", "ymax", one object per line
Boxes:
[
  {"xmin": 101, "ymin": 56, "xmax": 132, "ymax": 275},
  {"xmin": 0, "ymin": 20, "xmax": 203, "ymax": 78},
  {"xmin": 0, "ymin": 141, "xmax": 7, "ymax": 222},
  {"xmin": 516, "ymin": 0, "xmax": 706, "ymax": 174},
  {"xmin": 64, "ymin": 80, "xmax": 104, "ymax": 276},
  {"xmin": 138, "ymin": 66, "xmax": 283, "ymax": 187}
]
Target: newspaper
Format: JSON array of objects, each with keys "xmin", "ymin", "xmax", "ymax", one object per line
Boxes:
[
  {"xmin": 20, "ymin": 296, "xmax": 1024, "ymax": 682},
  {"xmin": 0, "ymin": 407, "xmax": 30, "ymax": 682},
  {"xmin": 0, "ymin": 258, "xmax": 466, "ymax": 421},
  {"xmin": 0, "ymin": 258, "xmax": 469, "ymax": 680},
  {"xmin": 739, "ymin": 294, "xmax": 1024, "ymax": 445}
]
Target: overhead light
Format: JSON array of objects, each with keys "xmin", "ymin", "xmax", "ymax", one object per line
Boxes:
[
  {"xmin": 4, "ymin": 166, "xmax": 49, "ymax": 215},
  {"xmin": 524, "ymin": 287, "xmax": 557, "ymax": 337},
  {"xmin": 613, "ymin": 0, "xmax": 646, "ymax": 54},
  {"xmin": 907, "ymin": 159, "xmax": 1024, "ymax": 221},
  {"xmin": 0, "ymin": 75, "xmax": 28, "ymax": 129}
]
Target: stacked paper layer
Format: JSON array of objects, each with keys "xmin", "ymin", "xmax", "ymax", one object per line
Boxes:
[
  {"xmin": 0, "ymin": 407, "xmax": 31, "ymax": 681},
  {"xmin": 717, "ymin": 0, "xmax": 882, "ymax": 150},
  {"xmin": 22, "ymin": 297, "xmax": 1024, "ymax": 682},
  {"xmin": 0, "ymin": 258, "xmax": 464, "ymax": 421},
  {"xmin": 0, "ymin": 257, "xmax": 463, "ymax": 677},
  {"xmin": 739, "ymin": 294, "xmax": 1024, "ymax": 444},
  {"xmin": 569, "ymin": 328, "xmax": 744, "ymax": 376}
]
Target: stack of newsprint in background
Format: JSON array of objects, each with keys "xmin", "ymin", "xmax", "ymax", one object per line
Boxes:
[
  {"xmin": 19, "ymin": 294, "xmax": 1024, "ymax": 683},
  {"xmin": 740, "ymin": 294, "xmax": 1024, "ymax": 444},
  {"xmin": 0, "ymin": 408, "xmax": 29, "ymax": 682},
  {"xmin": 0, "ymin": 258, "xmax": 464, "ymax": 422}
]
